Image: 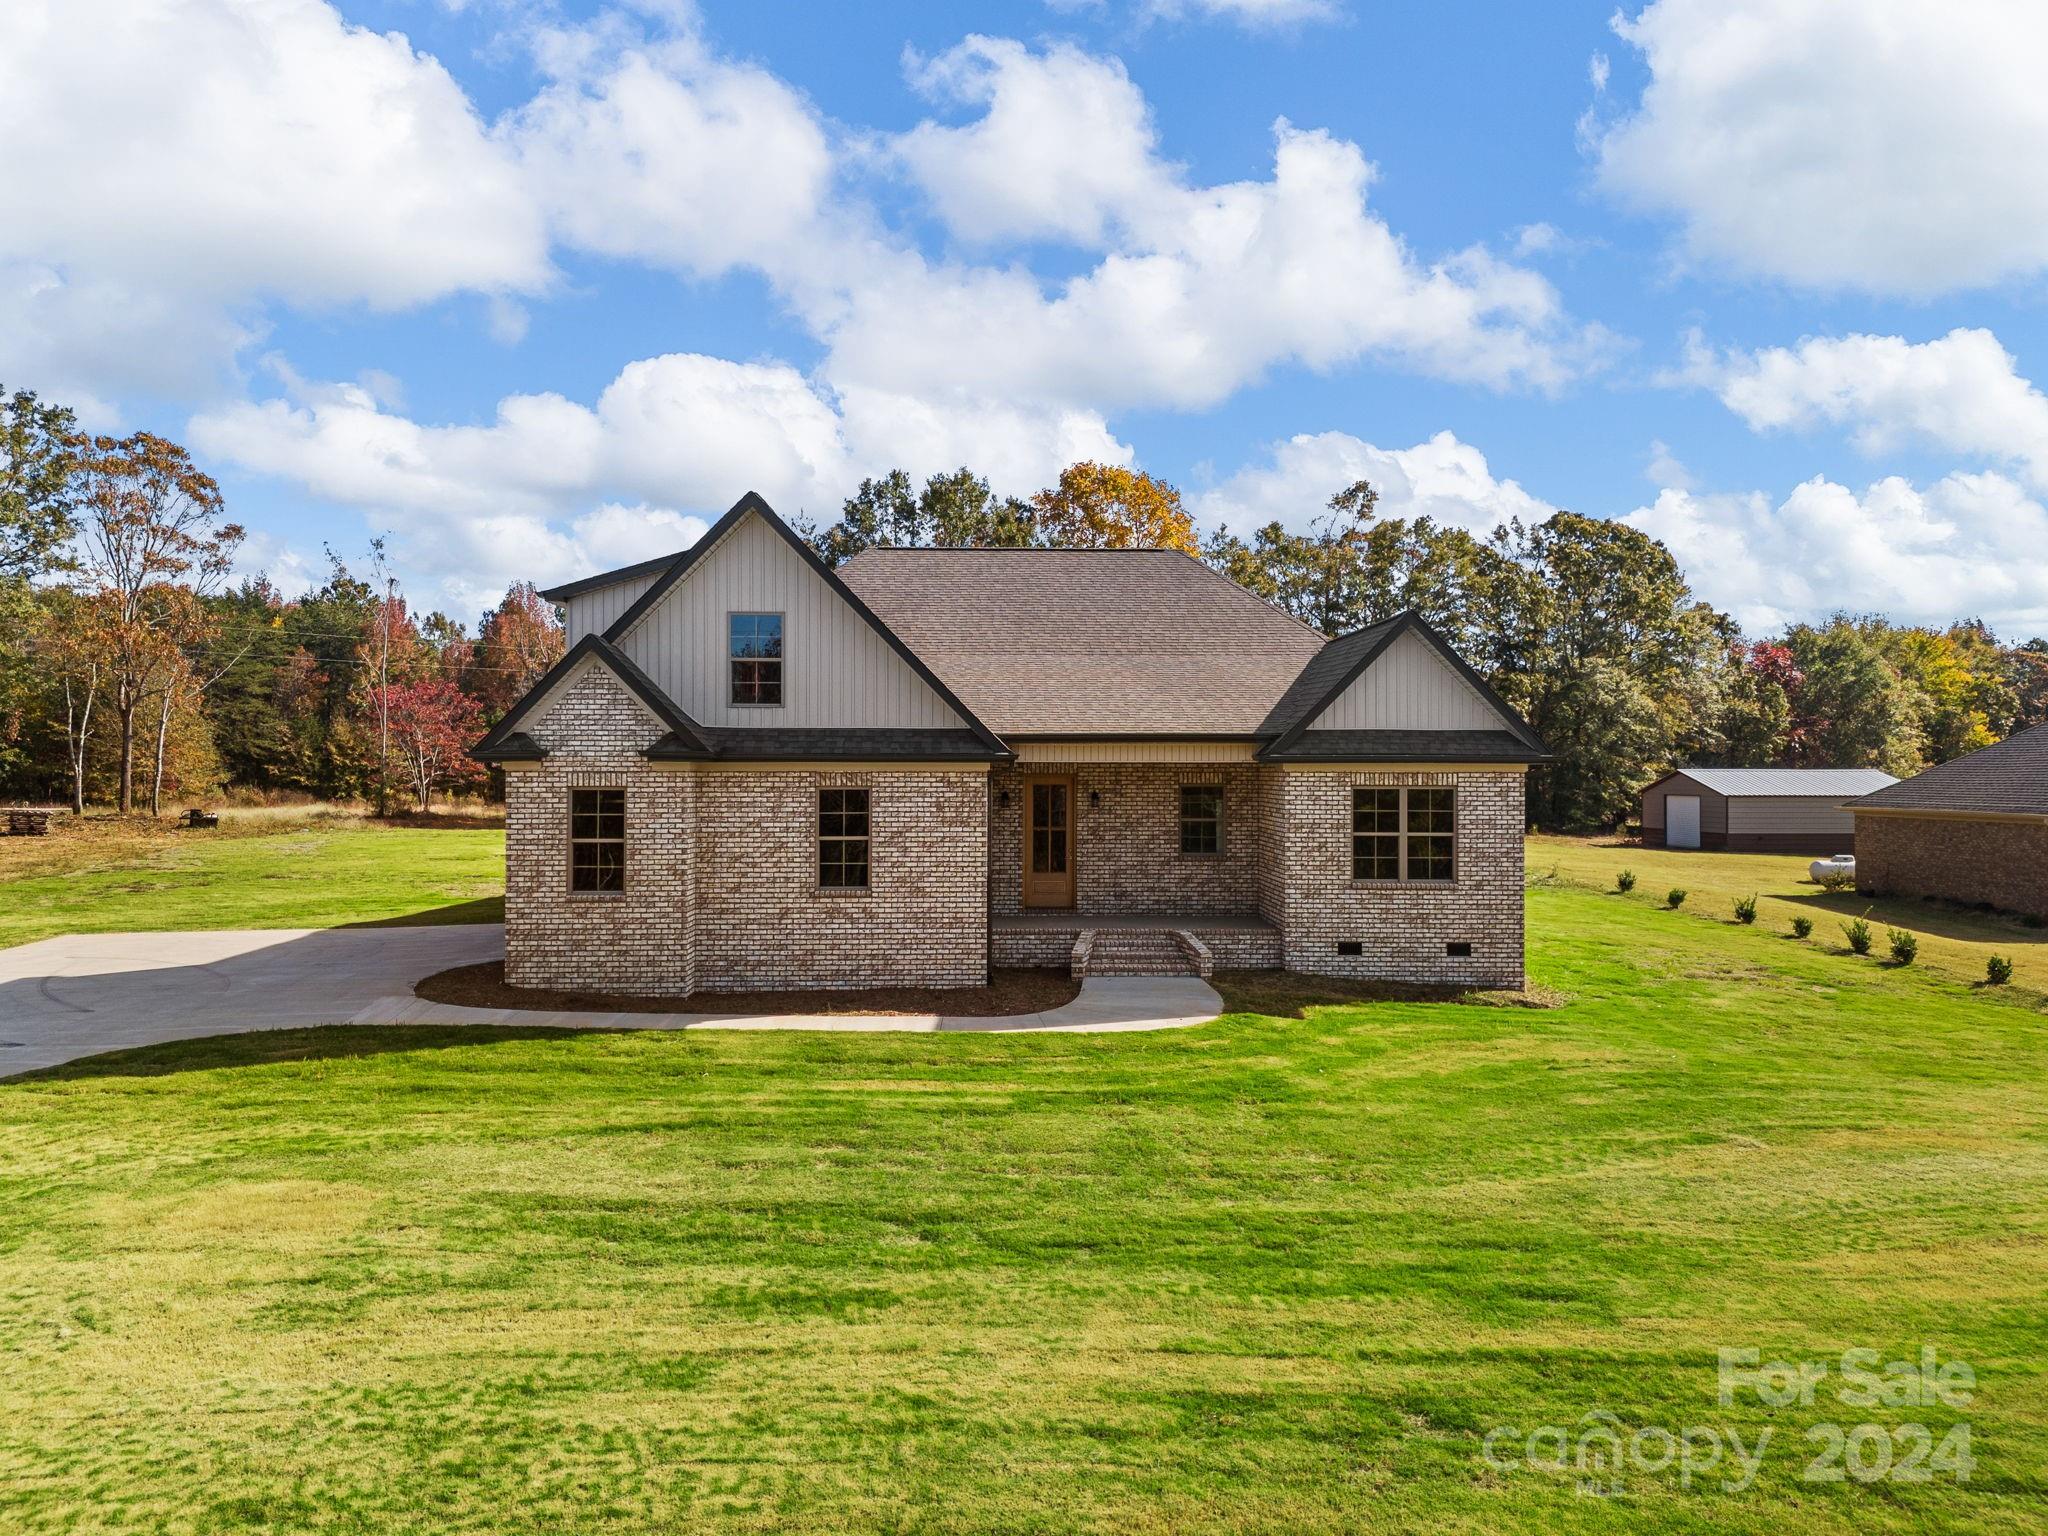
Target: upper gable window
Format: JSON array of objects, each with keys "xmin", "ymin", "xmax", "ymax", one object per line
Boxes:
[{"xmin": 729, "ymin": 613, "xmax": 784, "ymax": 706}]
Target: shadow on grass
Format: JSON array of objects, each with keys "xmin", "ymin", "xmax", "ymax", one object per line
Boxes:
[
  {"xmin": 8, "ymin": 1024, "xmax": 609, "ymax": 1083},
  {"xmin": 1214, "ymin": 969, "xmax": 1566, "ymax": 1020},
  {"xmin": 1779, "ymin": 889, "xmax": 2048, "ymax": 947},
  {"xmin": 338, "ymin": 896, "xmax": 504, "ymax": 929}
]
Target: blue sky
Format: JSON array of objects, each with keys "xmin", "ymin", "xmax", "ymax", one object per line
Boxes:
[{"xmin": 8, "ymin": 0, "xmax": 2048, "ymax": 636}]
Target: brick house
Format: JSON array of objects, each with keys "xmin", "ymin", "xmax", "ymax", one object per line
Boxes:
[
  {"xmin": 474, "ymin": 493, "xmax": 1550, "ymax": 994},
  {"xmin": 1850, "ymin": 724, "xmax": 2048, "ymax": 921}
]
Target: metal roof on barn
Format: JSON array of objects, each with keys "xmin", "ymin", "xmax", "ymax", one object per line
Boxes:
[{"xmin": 1662, "ymin": 767, "xmax": 1900, "ymax": 798}]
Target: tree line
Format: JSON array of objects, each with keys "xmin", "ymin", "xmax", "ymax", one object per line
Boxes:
[
  {"xmin": 4, "ymin": 385, "xmax": 2043, "ymax": 827},
  {"xmin": 0, "ymin": 386, "xmax": 564, "ymax": 814}
]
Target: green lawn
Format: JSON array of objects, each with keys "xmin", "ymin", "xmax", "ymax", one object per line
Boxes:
[
  {"xmin": 0, "ymin": 813, "xmax": 505, "ymax": 947},
  {"xmin": 1530, "ymin": 834, "xmax": 2048, "ymax": 1002},
  {"xmin": 2, "ymin": 885, "xmax": 2044, "ymax": 1533}
]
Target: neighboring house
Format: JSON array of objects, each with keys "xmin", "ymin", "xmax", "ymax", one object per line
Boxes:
[
  {"xmin": 1640, "ymin": 767, "xmax": 1898, "ymax": 853},
  {"xmin": 474, "ymin": 493, "xmax": 1550, "ymax": 995},
  {"xmin": 1850, "ymin": 725, "xmax": 2048, "ymax": 920}
]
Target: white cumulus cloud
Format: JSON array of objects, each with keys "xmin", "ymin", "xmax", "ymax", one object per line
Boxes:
[
  {"xmin": 1626, "ymin": 472, "xmax": 2048, "ymax": 635},
  {"xmin": 1682, "ymin": 328, "xmax": 2048, "ymax": 493},
  {"xmin": 1194, "ymin": 429, "xmax": 1555, "ymax": 534},
  {"xmin": 1594, "ymin": 0, "xmax": 2048, "ymax": 295}
]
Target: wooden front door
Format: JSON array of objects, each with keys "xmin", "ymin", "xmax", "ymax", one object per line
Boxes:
[{"xmin": 1022, "ymin": 775, "xmax": 1076, "ymax": 908}]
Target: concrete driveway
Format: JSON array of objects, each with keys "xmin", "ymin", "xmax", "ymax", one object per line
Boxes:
[
  {"xmin": 0, "ymin": 925, "xmax": 505, "ymax": 1077},
  {"xmin": 0, "ymin": 925, "xmax": 1224, "ymax": 1077}
]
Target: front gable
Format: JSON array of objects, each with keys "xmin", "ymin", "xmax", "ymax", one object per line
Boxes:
[
  {"xmin": 606, "ymin": 499, "xmax": 978, "ymax": 733},
  {"xmin": 1305, "ymin": 626, "xmax": 1505, "ymax": 733}
]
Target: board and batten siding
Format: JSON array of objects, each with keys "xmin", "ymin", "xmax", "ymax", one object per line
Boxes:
[
  {"xmin": 1724, "ymin": 795, "xmax": 1858, "ymax": 836},
  {"xmin": 1305, "ymin": 627, "xmax": 1503, "ymax": 732},
  {"xmin": 611, "ymin": 511, "xmax": 966, "ymax": 730},
  {"xmin": 561, "ymin": 571, "xmax": 662, "ymax": 646}
]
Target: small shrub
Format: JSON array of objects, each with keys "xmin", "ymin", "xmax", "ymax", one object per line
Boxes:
[
  {"xmin": 1816, "ymin": 870, "xmax": 1856, "ymax": 894},
  {"xmin": 1843, "ymin": 917, "xmax": 1873, "ymax": 956},
  {"xmin": 1733, "ymin": 894, "xmax": 1758, "ymax": 924},
  {"xmin": 1987, "ymin": 954, "xmax": 2014, "ymax": 986},
  {"xmin": 1887, "ymin": 928, "xmax": 1919, "ymax": 965},
  {"xmin": 1617, "ymin": 869, "xmax": 1636, "ymax": 894},
  {"xmin": 1666, "ymin": 888, "xmax": 1687, "ymax": 909},
  {"xmin": 1789, "ymin": 915, "xmax": 1814, "ymax": 940}
]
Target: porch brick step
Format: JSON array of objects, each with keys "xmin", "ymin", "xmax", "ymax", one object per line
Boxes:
[{"xmin": 1073, "ymin": 929, "xmax": 1208, "ymax": 979}]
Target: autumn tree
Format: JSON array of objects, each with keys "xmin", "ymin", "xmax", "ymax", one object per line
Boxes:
[
  {"xmin": 1030, "ymin": 462, "xmax": 1199, "ymax": 554},
  {"xmin": 70, "ymin": 432, "xmax": 243, "ymax": 814},
  {"xmin": 380, "ymin": 679, "xmax": 485, "ymax": 811},
  {"xmin": 467, "ymin": 582, "xmax": 565, "ymax": 719}
]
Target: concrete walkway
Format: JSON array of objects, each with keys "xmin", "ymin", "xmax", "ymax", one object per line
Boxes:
[
  {"xmin": 0, "ymin": 925, "xmax": 1222, "ymax": 1076},
  {"xmin": 351, "ymin": 975, "xmax": 1224, "ymax": 1035}
]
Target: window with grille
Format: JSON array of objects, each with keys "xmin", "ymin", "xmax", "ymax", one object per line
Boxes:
[
  {"xmin": 818, "ymin": 787, "xmax": 870, "ymax": 889},
  {"xmin": 569, "ymin": 787, "xmax": 625, "ymax": 893},
  {"xmin": 729, "ymin": 612, "xmax": 784, "ymax": 705},
  {"xmin": 1179, "ymin": 784, "xmax": 1223, "ymax": 856},
  {"xmin": 1351, "ymin": 786, "xmax": 1455, "ymax": 882}
]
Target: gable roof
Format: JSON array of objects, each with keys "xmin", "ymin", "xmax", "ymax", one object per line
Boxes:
[
  {"xmin": 1653, "ymin": 767, "xmax": 1900, "ymax": 798},
  {"xmin": 472, "ymin": 633, "xmax": 714, "ymax": 763},
  {"xmin": 537, "ymin": 549, "xmax": 686, "ymax": 604},
  {"xmin": 837, "ymin": 547, "xmax": 1325, "ymax": 735},
  {"xmin": 1256, "ymin": 610, "xmax": 1548, "ymax": 761},
  {"xmin": 602, "ymin": 494, "xmax": 1009, "ymax": 756},
  {"xmin": 1853, "ymin": 725, "xmax": 2048, "ymax": 818}
]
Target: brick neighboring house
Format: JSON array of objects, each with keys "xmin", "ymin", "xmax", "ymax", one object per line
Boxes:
[
  {"xmin": 1850, "ymin": 724, "xmax": 2048, "ymax": 921},
  {"xmin": 474, "ymin": 493, "xmax": 1551, "ymax": 994}
]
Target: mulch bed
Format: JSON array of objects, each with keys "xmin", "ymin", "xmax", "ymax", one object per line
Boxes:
[{"xmin": 417, "ymin": 962, "xmax": 1081, "ymax": 1017}]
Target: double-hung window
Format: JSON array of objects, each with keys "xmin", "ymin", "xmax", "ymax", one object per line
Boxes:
[
  {"xmin": 1179, "ymin": 784, "xmax": 1223, "ymax": 856},
  {"xmin": 570, "ymin": 787, "xmax": 626, "ymax": 893},
  {"xmin": 729, "ymin": 613, "xmax": 783, "ymax": 706},
  {"xmin": 818, "ymin": 787, "xmax": 870, "ymax": 889},
  {"xmin": 1351, "ymin": 786, "xmax": 1455, "ymax": 882}
]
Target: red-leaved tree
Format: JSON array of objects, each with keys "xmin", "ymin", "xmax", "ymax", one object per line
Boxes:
[{"xmin": 380, "ymin": 680, "xmax": 485, "ymax": 811}]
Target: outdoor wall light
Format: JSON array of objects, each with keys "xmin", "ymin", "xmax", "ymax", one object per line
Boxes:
[
  {"xmin": 1089, "ymin": 789, "xmax": 1101, "ymax": 808},
  {"xmin": 997, "ymin": 788, "xmax": 1010, "ymax": 807}
]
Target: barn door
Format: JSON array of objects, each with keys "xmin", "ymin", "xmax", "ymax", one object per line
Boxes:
[{"xmin": 1666, "ymin": 794, "xmax": 1701, "ymax": 850}]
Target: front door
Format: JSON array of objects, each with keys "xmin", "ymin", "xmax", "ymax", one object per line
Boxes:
[{"xmin": 1022, "ymin": 775, "xmax": 1076, "ymax": 908}]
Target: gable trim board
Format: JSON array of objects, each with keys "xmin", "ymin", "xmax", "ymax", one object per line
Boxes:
[
  {"xmin": 598, "ymin": 493, "xmax": 1009, "ymax": 756},
  {"xmin": 1258, "ymin": 612, "xmax": 1548, "ymax": 762}
]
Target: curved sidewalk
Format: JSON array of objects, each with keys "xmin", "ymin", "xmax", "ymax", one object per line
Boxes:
[{"xmin": 351, "ymin": 975, "xmax": 1225, "ymax": 1035}]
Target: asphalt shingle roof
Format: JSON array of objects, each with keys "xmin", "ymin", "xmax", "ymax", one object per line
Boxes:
[
  {"xmin": 837, "ymin": 548, "xmax": 1326, "ymax": 735},
  {"xmin": 1669, "ymin": 767, "xmax": 1901, "ymax": 798},
  {"xmin": 1853, "ymin": 725, "xmax": 2048, "ymax": 817}
]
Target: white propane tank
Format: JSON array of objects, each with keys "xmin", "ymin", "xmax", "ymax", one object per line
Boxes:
[{"xmin": 1810, "ymin": 854, "xmax": 1856, "ymax": 883}]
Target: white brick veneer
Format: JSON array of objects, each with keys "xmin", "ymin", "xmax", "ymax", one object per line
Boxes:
[
  {"xmin": 1267, "ymin": 768, "xmax": 1527, "ymax": 987},
  {"xmin": 504, "ymin": 665, "xmax": 987, "ymax": 994}
]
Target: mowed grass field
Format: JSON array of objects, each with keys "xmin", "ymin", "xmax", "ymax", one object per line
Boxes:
[
  {"xmin": 2, "ymin": 878, "xmax": 2045, "ymax": 1532},
  {"xmin": 1528, "ymin": 834, "xmax": 2048, "ymax": 1001},
  {"xmin": 0, "ymin": 809, "xmax": 505, "ymax": 947}
]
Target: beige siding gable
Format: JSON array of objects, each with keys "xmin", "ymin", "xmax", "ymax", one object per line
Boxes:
[
  {"xmin": 1305, "ymin": 627, "xmax": 1505, "ymax": 733},
  {"xmin": 561, "ymin": 570, "xmax": 662, "ymax": 646},
  {"xmin": 611, "ymin": 510, "xmax": 967, "ymax": 729}
]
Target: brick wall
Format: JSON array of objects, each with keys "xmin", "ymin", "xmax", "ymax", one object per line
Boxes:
[
  {"xmin": 1855, "ymin": 813, "xmax": 2048, "ymax": 921},
  {"xmin": 693, "ymin": 769, "xmax": 987, "ymax": 989},
  {"xmin": 988, "ymin": 762, "xmax": 1262, "ymax": 916},
  {"xmin": 1272, "ymin": 768, "xmax": 1526, "ymax": 987},
  {"xmin": 505, "ymin": 665, "xmax": 699, "ymax": 995},
  {"xmin": 504, "ymin": 662, "xmax": 987, "ymax": 995}
]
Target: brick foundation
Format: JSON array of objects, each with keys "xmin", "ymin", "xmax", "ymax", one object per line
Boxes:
[{"xmin": 1854, "ymin": 813, "xmax": 2048, "ymax": 921}]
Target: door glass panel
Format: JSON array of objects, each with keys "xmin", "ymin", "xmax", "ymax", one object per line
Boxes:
[{"xmin": 1029, "ymin": 784, "xmax": 1069, "ymax": 875}]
